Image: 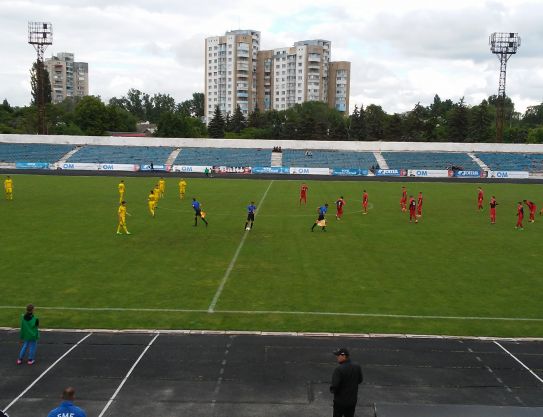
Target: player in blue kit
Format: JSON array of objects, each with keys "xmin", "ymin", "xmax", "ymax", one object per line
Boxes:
[
  {"xmin": 311, "ymin": 203, "xmax": 329, "ymax": 232},
  {"xmin": 244, "ymin": 201, "xmax": 257, "ymax": 230},
  {"xmin": 192, "ymin": 198, "xmax": 208, "ymax": 227},
  {"xmin": 47, "ymin": 387, "xmax": 86, "ymax": 417}
]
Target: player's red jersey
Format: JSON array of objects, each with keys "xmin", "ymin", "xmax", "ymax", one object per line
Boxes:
[
  {"xmin": 516, "ymin": 203, "xmax": 524, "ymax": 228},
  {"xmin": 299, "ymin": 184, "xmax": 308, "ymax": 205},
  {"xmin": 417, "ymin": 193, "xmax": 423, "ymax": 216},
  {"xmin": 526, "ymin": 200, "xmax": 536, "ymax": 222},
  {"xmin": 477, "ymin": 189, "xmax": 484, "ymax": 209},
  {"xmin": 409, "ymin": 197, "xmax": 417, "ymax": 222},
  {"xmin": 400, "ymin": 188, "xmax": 407, "ymax": 211},
  {"xmin": 363, "ymin": 192, "xmax": 368, "ymax": 204},
  {"xmin": 489, "ymin": 197, "xmax": 497, "ymax": 224},
  {"xmin": 336, "ymin": 198, "xmax": 345, "ymax": 218}
]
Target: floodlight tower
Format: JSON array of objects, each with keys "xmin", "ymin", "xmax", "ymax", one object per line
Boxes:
[
  {"xmin": 28, "ymin": 22, "xmax": 53, "ymax": 134},
  {"xmin": 489, "ymin": 32, "xmax": 520, "ymax": 142}
]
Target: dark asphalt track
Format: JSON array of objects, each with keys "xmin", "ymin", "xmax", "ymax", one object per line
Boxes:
[{"xmin": 1, "ymin": 330, "xmax": 542, "ymax": 417}]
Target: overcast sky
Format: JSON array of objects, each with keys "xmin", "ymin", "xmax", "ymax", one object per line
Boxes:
[{"xmin": 1, "ymin": 0, "xmax": 542, "ymax": 114}]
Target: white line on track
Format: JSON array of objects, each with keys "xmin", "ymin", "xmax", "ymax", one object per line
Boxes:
[
  {"xmin": 494, "ymin": 341, "xmax": 543, "ymax": 385},
  {"xmin": 2, "ymin": 305, "xmax": 543, "ymax": 323},
  {"xmin": 207, "ymin": 180, "xmax": 274, "ymax": 313},
  {"xmin": 2, "ymin": 332, "xmax": 92, "ymax": 413},
  {"xmin": 97, "ymin": 332, "xmax": 159, "ymax": 417}
]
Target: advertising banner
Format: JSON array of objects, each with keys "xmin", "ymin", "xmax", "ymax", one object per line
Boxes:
[
  {"xmin": 212, "ymin": 166, "xmax": 252, "ymax": 174},
  {"xmin": 58, "ymin": 162, "xmax": 98, "ymax": 171},
  {"xmin": 452, "ymin": 170, "xmax": 484, "ymax": 178},
  {"xmin": 139, "ymin": 164, "xmax": 171, "ymax": 172},
  {"xmin": 289, "ymin": 167, "xmax": 330, "ymax": 175},
  {"xmin": 171, "ymin": 165, "xmax": 212, "ymax": 173},
  {"xmin": 488, "ymin": 171, "xmax": 529, "ymax": 179},
  {"xmin": 375, "ymin": 169, "xmax": 407, "ymax": 177},
  {"xmin": 15, "ymin": 162, "xmax": 49, "ymax": 169},
  {"xmin": 407, "ymin": 169, "xmax": 450, "ymax": 178},
  {"xmin": 251, "ymin": 166, "xmax": 289, "ymax": 174},
  {"xmin": 331, "ymin": 168, "xmax": 369, "ymax": 176},
  {"xmin": 98, "ymin": 163, "xmax": 138, "ymax": 172}
]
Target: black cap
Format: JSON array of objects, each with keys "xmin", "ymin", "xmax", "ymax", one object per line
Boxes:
[{"xmin": 333, "ymin": 347, "xmax": 349, "ymax": 356}]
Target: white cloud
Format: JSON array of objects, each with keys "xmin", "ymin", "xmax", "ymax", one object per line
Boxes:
[{"xmin": 1, "ymin": 0, "xmax": 541, "ymax": 114}]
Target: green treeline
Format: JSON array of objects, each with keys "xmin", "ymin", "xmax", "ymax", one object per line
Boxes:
[{"xmin": 1, "ymin": 88, "xmax": 543, "ymax": 143}]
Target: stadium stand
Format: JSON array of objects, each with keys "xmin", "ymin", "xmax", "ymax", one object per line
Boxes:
[
  {"xmin": 0, "ymin": 143, "xmax": 75, "ymax": 163},
  {"xmin": 281, "ymin": 149, "xmax": 377, "ymax": 168},
  {"xmin": 382, "ymin": 152, "xmax": 479, "ymax": 170},
  {"xmin": 67, "ymin": 146, "xmax": 174, "ymax": 164},
  {"xmin": 174, "ymin": 147, "xmax": 271, "ymax": 166},
  {"xmin": 476, "ymin": 152, "xmax": 543, "ymax": 172}
]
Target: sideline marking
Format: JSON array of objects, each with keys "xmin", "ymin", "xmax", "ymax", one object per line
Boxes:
[
  {"xmin": 495, "ymin": 341, "xmax": 543, "ymax": 385},
  {"xmin": 1, "ymin": 305, "xmax": 543, "ymax": 323},
  {"xmin": 2, "ymin": 332, "xmax": 92, "ymax": 413},
  {"xmin": 97, "ymin": 332, "xmax": 159, "ymax": 417},
  {"xmin": 207, "ymin": 180, "xmax": 274, "ymax": 313}
]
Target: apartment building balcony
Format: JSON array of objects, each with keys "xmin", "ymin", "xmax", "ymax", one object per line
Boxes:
[
  {"xmin": 237, "ymin": 82, "xmax": 248, "ymax": 89},
  {"xmin": 237, "ymin": 92, "xmax": 249, "ymax": 98},
  {"xmin": 237, "ymin": 63, "xmax": 249, "ymax": 70}
]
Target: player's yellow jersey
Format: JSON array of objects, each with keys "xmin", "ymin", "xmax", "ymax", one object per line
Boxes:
[
  {"xmin": 118, "ymin": 183, "xmax": 125, "ymax": 193},
  {"xmin": 4, "ymin": 179, "xmax": 13, "ymax": 191},
  {"xmin": 159, "ymin": 179, "xmax": 165, "ymax": 190},
  {"xmin": 178, "ymin": 180, "xmax": 187, "ymax": 191},
  {"xmin": 148, "ymin": 193, "xmax": 156, "ymax": 203},
  {"xmin": 154, "ymin": 186, "xmax": 160, "ymax": 199},
  {"xmin": 118, "ymin": 204, "xmax": 126, "ymax": 220}
]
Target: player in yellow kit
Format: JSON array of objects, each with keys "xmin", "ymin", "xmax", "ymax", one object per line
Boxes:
[
  {"xmin": 118, "ymin": 180, "xmax": 125, "ymax": 203},
  {"xmin": 4, "ymin": 176, "xmax": 13, "ymax": 200},
  {"xmin": 148, "ymin": 189, "xmax": 157, "ymax": 217},
  {"xmin": 153, "ymin": 183, "xmax": 161, "ymax": 204},
  {"xmin": 178, "ymin": 178, "xmax": 187, "ymax": 200},
  {"xmin": 158, "ymin": 177, "xmax": 166, "ymax": 198},
  {"xmin": 116, "ymin": 201, "xmax": 131, "ymax": 234}
]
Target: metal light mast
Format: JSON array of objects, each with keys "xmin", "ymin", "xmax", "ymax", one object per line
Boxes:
[
  {"xmin": 489, "ymin": 32, "xmax": 520, "ymax": 142},
  {"xmin": 28, "ymin": 22, "xmax": 53, "ymax": 134}
]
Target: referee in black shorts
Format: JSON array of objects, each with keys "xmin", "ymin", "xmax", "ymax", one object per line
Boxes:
[{"xmin": 245, "ymin": 201, "xmax": 257, "ymax": 230}]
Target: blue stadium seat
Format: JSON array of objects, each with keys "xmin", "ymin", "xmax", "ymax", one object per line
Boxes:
[
  {"xmin": 382, "ymin": 152, "xmax": 479, "ymax": 170},
  {"xmin": 476, "ymin": 153, "xmax": 543, "ymax": 172},
  {"xmin": 174, "ymin": 148, "xmax": 271, "ymax": 166},
  {"xmin": 68, "ymin": 146, "xmax": 174, "ymax": 164},
  {"xmin": 0, "ymin": 143, "xmax": 75, "ymax": 163},
  {"xmin": 281, "ymin": 150, "xmax": 377, "ymax": 168}
]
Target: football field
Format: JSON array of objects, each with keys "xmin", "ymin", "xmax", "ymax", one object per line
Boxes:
[{"xmin": 1, "ymin": 174, "xmax": 542, "ymax": 337}]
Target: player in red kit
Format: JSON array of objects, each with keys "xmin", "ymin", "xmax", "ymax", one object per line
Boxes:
[
  {"xmin": 335, "ymin": 196, "xmax": 345, "ymax": 220},
  {"xmin": 477, "ymin": 187, "xmax": 484, "ymax": 211},
  {"xmin": 362, "ymin": 190, "xmax": 368, "ymax": 214},
  {"xmin": 416, "ymin": 192, "xmax": 423, "ymax": 217},
  {"xmin": 489, "ymin": 196, "xmax": 498, "ymax": 224},
  {"xmin": 409, "ymin": 196, "xmax": 417, "ymax": 223},
  {"xmin": 400, "ymin": 186, "xmax": 407, "ymax": 212},
  {"xmin": 523, "ymin": 200, "xmax": 536, "ymax": 223},
  {"xmin": 516, "ymin": 201, "xmax": 524, "ymax": 230},
  {"xmin": 299, "ymin": 183, "xmax": 308, "ymax": 206}
]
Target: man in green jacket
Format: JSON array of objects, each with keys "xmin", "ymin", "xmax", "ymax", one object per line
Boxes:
[{"xmin": 17, "ymin": 304, "xmax": 39, "ymax": 365}]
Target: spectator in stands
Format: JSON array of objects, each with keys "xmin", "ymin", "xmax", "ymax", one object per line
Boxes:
[
  {"xmin": 330, "ymin": 348, "xmax": 363, "ymax": 417},
  {"xmin": 47, "ymin": 387, "xmax": 86, "ymax": 417},
  {"xmin": 17, "ymin": 304, "xmax": 39, "ymax": 365}
]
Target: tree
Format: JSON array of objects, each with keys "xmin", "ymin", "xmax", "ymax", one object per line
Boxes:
[
  {"xmin": 365, "ymin": 104, "xmax": 386, "ymax": 140},
  {"xmin": 248, "ymin": 106, "xmax": 264, "ymax": 128},
  {"xmin": 74, "ymin": 96, "xmax": 108, "ymax": 135},
  {"xmin": 447, "ymin": 98, "xmax": 469, "ymax": 142},
  {"xmin": 106, "ymin": 105, "xmax": 138, "ymax": 132},
  {"xmin": 468, "ymin": 100, "xmax": 493, "ymax": 142},
  {"xmin": 207, "ymin": 106, "xmax": 225, "ymax": 138},
  {"xmin": 230, "ymin": 105, "xmax": 246, "ymax": 133},
  {"xmin": 385, "ymin": 113, "xmax": 403, "ymax": 140},
  {"xmin": 348, "ymin": 105, "xmax": 367, "ymax": 140},
  {"xmin": 30, "ymin": 62, "xmax": 52, "ymax": 105}
]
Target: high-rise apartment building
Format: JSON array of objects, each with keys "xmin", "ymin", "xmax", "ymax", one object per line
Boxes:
[
  {"xmin": 45, "ymin": 52, "xmax": 89, "ymax": 104},
  {"xmin": 204, "ymin": 30, "xmax": 260, "ymax": 122},
  {"xmin": 205, "ymin": 32, "xmax": 350, "ymax": 121}
]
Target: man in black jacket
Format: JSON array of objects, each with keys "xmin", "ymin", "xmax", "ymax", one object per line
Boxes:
[{"xmin": 330, "ymin": 347, "xmax": 363, "ymax": 417}]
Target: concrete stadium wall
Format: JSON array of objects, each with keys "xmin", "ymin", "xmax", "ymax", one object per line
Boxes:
[{"xmin": 2, "ymin": 134, "xmax": 543, "ymax": 153}]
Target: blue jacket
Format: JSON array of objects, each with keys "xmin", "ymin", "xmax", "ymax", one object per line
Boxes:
[{"xmin": 47, "ymin": 401, "xmax": 86, "ymax": 417}]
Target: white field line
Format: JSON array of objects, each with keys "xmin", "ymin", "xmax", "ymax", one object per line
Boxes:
[
  {"xmin": 207, "ymin": 180, "xmax": 274, "ymax": 313},
  {"xmin": 1, "ymin": 305, "xmax": 543, "ymax": 322},
  {"xmin": 494, "ymin": 341, "xmax": 543, "ymax": 385},
  {"xmin": 3, "ymin": 332, "xmax": 92, "ymax": 413},
  {"xmin": 97, "ymin": 332, "xmax": 159, "ymax": 417}
]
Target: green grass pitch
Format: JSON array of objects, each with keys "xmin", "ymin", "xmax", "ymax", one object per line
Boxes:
[{"xmin": 1, "ymin": 174, "xmax": 542, "ymax": 337}]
